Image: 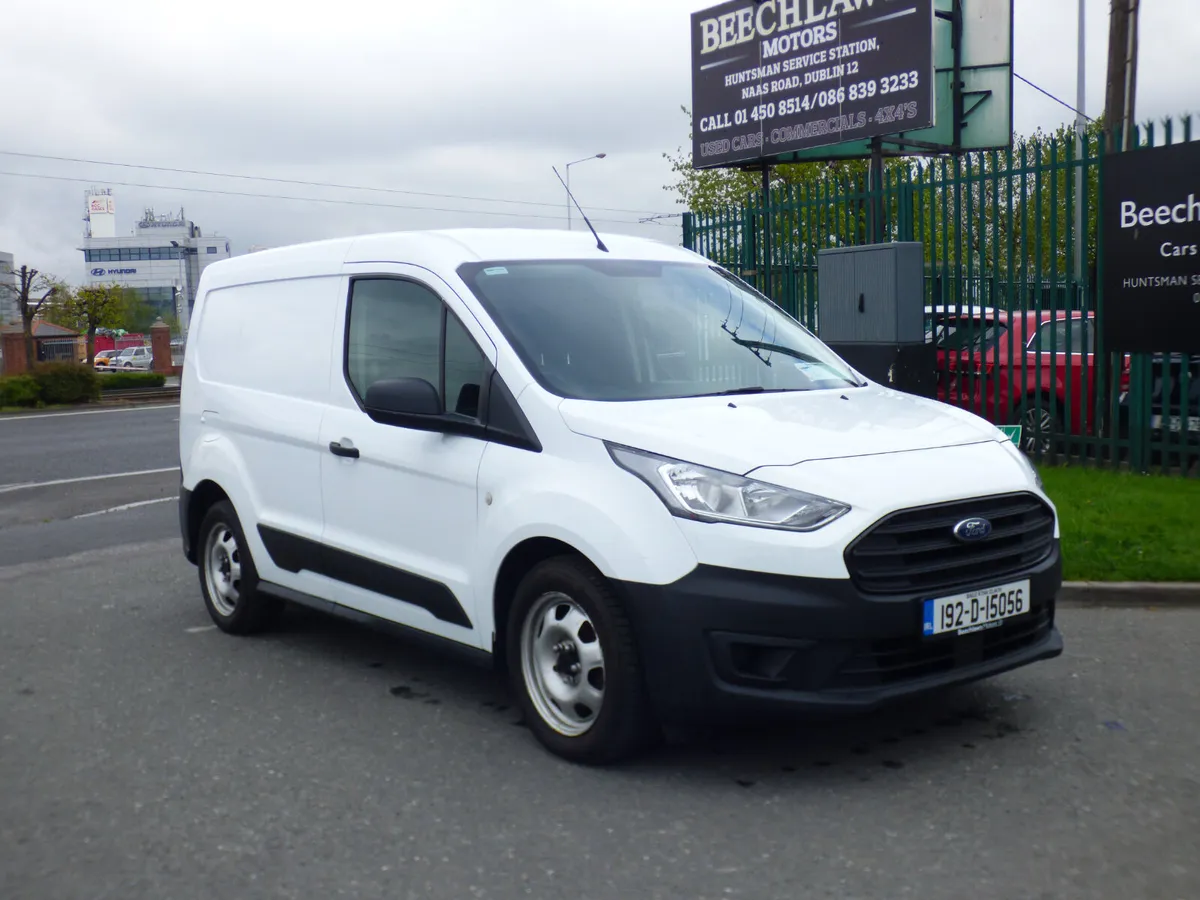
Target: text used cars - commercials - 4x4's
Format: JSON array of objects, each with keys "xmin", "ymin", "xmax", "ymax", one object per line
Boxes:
[{"xmin": 178, "ymin": 229, "xmax": 1063, "ymax": 763}]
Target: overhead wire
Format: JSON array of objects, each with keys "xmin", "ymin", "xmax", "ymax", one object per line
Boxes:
[
  {"xmin": 0, "ymin": 149, "xmax": 672, "ymax": 217},
  {"xmin": 0, "ymin": 169, "xmax": 659, "ymax": 228},
  {"xmin": 1013, "ymin": 73, "xmax": 1094, "ymax": 122}
]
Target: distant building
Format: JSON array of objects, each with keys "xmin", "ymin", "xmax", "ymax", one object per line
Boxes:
[
  {"xmin": 78, "ymin": 189, "xmax": 232, "ymax": 338},
  {"xmin": 0, "ymin": 250, "xmax": 16, "ymax": 326}
]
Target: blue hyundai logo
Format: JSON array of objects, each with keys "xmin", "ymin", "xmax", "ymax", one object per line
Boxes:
[
  {"xmin": 953, "ymin": 517, "xmax": 993, "ymax": 542},
  {"xmin": 90, "ymin": 268, "xmax": 105, "ymax": 276}
]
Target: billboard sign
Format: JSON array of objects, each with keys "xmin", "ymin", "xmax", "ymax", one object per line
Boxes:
[
  {"xmin": 88, "ymin": 195, "xmax": 115, "ymax": 215},
  {"xmin": 691, "ymin": 0, "xmax": 936, "ymax": 169},
  {"xmin": 1102, "ymin": 141, "xmax": 1200, "ymax": 353}
]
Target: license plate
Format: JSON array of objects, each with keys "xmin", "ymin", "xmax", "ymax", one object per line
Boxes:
[
  {"xmin": 1151, "ymin": 415, "xmax": 1200, "ymax": 434},
  {"xmin": 922, "ymin": 580, "xmax": 1031, "ymax": 637}
]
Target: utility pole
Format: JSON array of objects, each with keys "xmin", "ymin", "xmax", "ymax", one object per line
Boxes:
[
  {"xmin": 1123, "ymin": 0, "xmax": 1139, "ymax": 150},
  {"xmin": 1074, "ymin": 0, "xmax": 1086, "ymax": 289},
  {"xmin": 1104, "ymin": 0, "xmax": 1140, "ymax": 152}
]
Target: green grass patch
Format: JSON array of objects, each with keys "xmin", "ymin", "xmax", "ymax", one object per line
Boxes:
[{"xmin": 1039, "ymin": 465, "xmax": 1200, "ymax": 582}]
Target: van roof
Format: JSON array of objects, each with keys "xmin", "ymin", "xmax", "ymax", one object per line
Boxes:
[{"xmin": 199, "ymin": 228, "xmax": 703, "ymax": 290}]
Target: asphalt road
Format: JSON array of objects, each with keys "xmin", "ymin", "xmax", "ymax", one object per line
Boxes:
[
  {"xmin": 0, "ymin": 404, "xmax": 181, "ymax": 566},
  {"xmin": 0, "ymin": 403, "xmax": 179, "ymax": 485},
  {"xmin": 2, "ymin": 402, "xmax": 1199, "ymax": 899}
]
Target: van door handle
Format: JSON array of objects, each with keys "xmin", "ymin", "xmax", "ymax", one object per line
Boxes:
[{"xmin": 329, "ymin": 440, "xmax": 359, "ymax": 459}]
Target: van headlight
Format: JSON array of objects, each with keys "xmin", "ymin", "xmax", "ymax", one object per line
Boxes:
[{"xmin": 607, "ymin": 444, "xmax": 850, "ymax": 532}]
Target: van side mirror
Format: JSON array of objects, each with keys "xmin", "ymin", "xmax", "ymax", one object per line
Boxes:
[{"xmin": 364, "ymin": 378, "xmax": 443, "ymax": 417}]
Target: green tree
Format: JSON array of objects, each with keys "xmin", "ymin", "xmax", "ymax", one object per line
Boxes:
[
  {"xmin": 116, "ymin": 288, "xmax": 159, "ymax": 334},
  {"xmin": 47, "ymin": 282, "xmax": 129, "ymax": 364},
  {"xmin": 0, "ymin": 265, "xmax": 63, "ymax": 370},
  {"xmin": 666, "ymin": 105, "xmax": 1105, "ymax": 316},
  {"xmin": 663, "ymin": 106, "xmax": 927, "ymax": 266},
  {"xmin": 1010, "ymin": 119, "xmax": 1103, "ymax": 279},
  {"xmin": 662, "ymin": 105, "xmax": 913, "ymax": 212}
]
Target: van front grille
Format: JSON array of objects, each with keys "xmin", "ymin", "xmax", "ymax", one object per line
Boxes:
[
  {"xmin": 828, "ymin": 603, "xmax": 1055, "ymax": 689},
  {"xmin": 845, "ymin": 493, "xmax": 1055, "ymax": 596}
]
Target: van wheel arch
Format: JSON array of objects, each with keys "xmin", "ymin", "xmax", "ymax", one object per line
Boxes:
[
  {"xmin": 188, "ymin": 480, "xmax": 232, "ymax": 562},
  {"xmin": 493, "ymin": 538, "xmax": 605, "ymax": 673}
]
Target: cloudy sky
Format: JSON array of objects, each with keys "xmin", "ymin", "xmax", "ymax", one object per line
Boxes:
[{"xmin": 1, "ymin": 0, "xmax": 1196, "ymax": 283}]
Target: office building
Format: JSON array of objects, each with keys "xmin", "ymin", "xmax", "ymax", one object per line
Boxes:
[
  {"xmin": 0, "ymin": 250, "xmax": 15, "ymax": 325},
  {"xmin": 78, "ymin": 189, "xmax": 232, "ymax": 336}
]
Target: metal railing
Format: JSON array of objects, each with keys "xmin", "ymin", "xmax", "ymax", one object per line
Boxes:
[{"xmin": 683, "ymin": 117, "xmax": 1198, "ymax": 476}]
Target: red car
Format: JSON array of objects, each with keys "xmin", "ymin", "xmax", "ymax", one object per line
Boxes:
[{"xmin": 926, "ymin": 306, "xmax": 1131, "ymax": 454}]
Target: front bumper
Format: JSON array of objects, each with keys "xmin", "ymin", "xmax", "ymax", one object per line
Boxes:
[{"xmin": 615, "ymin": 542, "xmax": 1063, "ymax": 724}]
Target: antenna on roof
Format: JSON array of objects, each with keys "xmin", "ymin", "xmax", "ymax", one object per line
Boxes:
[{"xmin": 552, "ymin": 166, "xmax": 608, "ymax": 253}]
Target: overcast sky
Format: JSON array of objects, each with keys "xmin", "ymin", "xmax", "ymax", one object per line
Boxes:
[{"xmin": 1, "ymin": 0, "xmax": 1196, "ymax": 283}]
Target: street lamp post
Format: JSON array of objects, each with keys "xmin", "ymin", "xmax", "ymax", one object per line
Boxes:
[
  {"xmin": 564, "ymin": 153, "xmax": 606, "ymax": 230},
  {"xmin": 169, "ymin": 240, "xmax": 188, "ymax": 336}
]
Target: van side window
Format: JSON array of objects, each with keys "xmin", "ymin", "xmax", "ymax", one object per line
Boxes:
[
  {"xmin": 347, "ymin": 279, "xmax": 442, "ymax": 399},
  {"xmin": 444, "ymin": 312, "xmax": 486, "ymax": 418},
  {"xmin": 346, "ymin": 277, "xmax": 487, "ymax": 419}
]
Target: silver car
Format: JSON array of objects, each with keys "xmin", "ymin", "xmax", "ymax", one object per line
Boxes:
[{"xmin": 114, "ymin": 346, "xmax": 153, "ymax": 370}]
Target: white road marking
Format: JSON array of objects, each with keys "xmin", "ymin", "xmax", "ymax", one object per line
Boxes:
[
  {"xmin": 186, "ymin": 625, "xmax": 217, "ymax": 634},
  {"xmin": 72, "ymin": 497, "xmax": 177, "ymax": 519},
  {"xmin": 0, "ymin": 466, "xmax": 180, "ymax": 494},
  {"xmin": 0, "ymin": 404, "xmax": 179, "ymax": 422}
]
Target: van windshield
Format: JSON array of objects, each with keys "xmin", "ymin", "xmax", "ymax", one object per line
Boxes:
[{"xmin": 457, "ymin": 260, "xmax": 860, "ymax": 401}]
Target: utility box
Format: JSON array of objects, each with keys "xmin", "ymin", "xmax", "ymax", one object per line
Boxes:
[
  {"xmin": 816, "ymin": 242, "xmax": 935, "ymax": 398},
  {"xmin": 817, "ymin": 243, "xmax": 925, "ymax": 343}
]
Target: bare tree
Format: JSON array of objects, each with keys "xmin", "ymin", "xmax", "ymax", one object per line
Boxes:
[{"xmin": 0, "ymin": 265, "xmax": 62, "ymax": 370}]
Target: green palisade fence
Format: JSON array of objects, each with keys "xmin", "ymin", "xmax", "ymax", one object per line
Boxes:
[{"xmin": 683, "ymin": 116, "xmax": 1199, "ymax": 477}]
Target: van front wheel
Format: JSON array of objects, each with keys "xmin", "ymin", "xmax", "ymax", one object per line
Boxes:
[
  {"xmin": 508, "ymin": 556, "xmax": 656, "ymax": 764},
  {"xmin": 198, "ymin": 501, "xmax": 282, "ymax": 634}
]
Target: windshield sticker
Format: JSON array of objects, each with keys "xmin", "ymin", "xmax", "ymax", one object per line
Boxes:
[
  {"xmin": 483, "ymin": 266, "xmax": 509, "ymax": 276},
  {"xmin": 794, "ymin": 360, "xmax": 841, "ymax": 379}
]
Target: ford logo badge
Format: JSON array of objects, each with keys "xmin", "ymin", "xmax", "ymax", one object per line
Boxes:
[
  {"xmin": 90, "ymin": 268, "xmax": 105, "ymax": 276},
  {"xmin": 953, "ymin": 517, "xmax": 993, "ymax": 542}
]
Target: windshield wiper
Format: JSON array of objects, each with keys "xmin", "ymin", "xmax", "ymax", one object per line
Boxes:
[
  {"xmin": 703, "ymin": 386, "xmax": 793, "ymax": 397},
  {"xmin": 732, "ymin": 338, "xmax": 867, "ymax": 387}
]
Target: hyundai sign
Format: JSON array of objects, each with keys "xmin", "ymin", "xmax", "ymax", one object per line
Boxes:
[
  {"xmin": 1103, "ymin": 140, "xmax": 1200, "ymax": 353},
  {"xmin": 690, "ymin": 0, "xmax": 935, "ymax": 168},
  {"xmin": 90, "ymin": 267, "xmax": 137, "ymax": 277}
]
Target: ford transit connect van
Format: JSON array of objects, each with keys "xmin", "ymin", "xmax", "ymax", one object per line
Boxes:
[{"xmin": 178, "ymin": 229, "xmax": 1063, "ymax": 763}]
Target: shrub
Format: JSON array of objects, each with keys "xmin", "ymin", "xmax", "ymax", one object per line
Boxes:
[
  {"xmin": 31, "ymin": 362, "xmax": 101, "ymax": 405},
  {"xmin": 99, "ymin": 371, "xmax": 166, "ymax": 391},
  {"xmin": 0, "ymin": 375, "xmax": 41, "ymax": 408}
]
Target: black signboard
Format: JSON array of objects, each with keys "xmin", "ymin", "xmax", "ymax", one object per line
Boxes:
[
  {"xmin": 1103, "ymin": 141, "xmax": 1200, "ymax": 353},
  {"xmin": 690, "ymin": 0, "xmax": 935, "ymax": 169}
]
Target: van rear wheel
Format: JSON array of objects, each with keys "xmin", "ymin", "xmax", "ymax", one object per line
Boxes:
[
  {"xmin": 508, "ymin": 556, "xmax": 657, "ymax": 764},
  {"xmin": 198, "ymin": 500, "xmax": 282, "ymax": 634}
]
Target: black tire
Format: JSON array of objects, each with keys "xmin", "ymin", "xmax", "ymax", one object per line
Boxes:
[
  {"xmin": 1013, "ymin": 395, "xmax": 1063, "ymax": 458},
  {"xmin": 197, "ymin": 500, "xmax": 283, "ymax": 634},
  {"xmin": 507, "ymin": 555, "xmax": 657, "ymax": 764}
]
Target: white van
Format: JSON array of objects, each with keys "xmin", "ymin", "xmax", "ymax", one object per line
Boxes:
[{"xmin": 178, "ymin": 228, "xmax": 1063, "ymax": 763}]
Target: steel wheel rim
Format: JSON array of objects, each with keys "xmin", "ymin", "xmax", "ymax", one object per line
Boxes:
[
  {"xmin": 1020, "ymin": 406, "xmax": 1055, "ymax": 455},
  {"xmin": 204, "ymin": 521, "xmax": 242, "ymax": 617},
  {"xmin": 520, "ymin": 592, "xmax": 606, "ymax": 737}
]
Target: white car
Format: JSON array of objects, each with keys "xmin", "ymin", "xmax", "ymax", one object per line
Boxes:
[{"xmin": 178, "ymin": 228, "xmax": 1063, "ymax": 763}]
